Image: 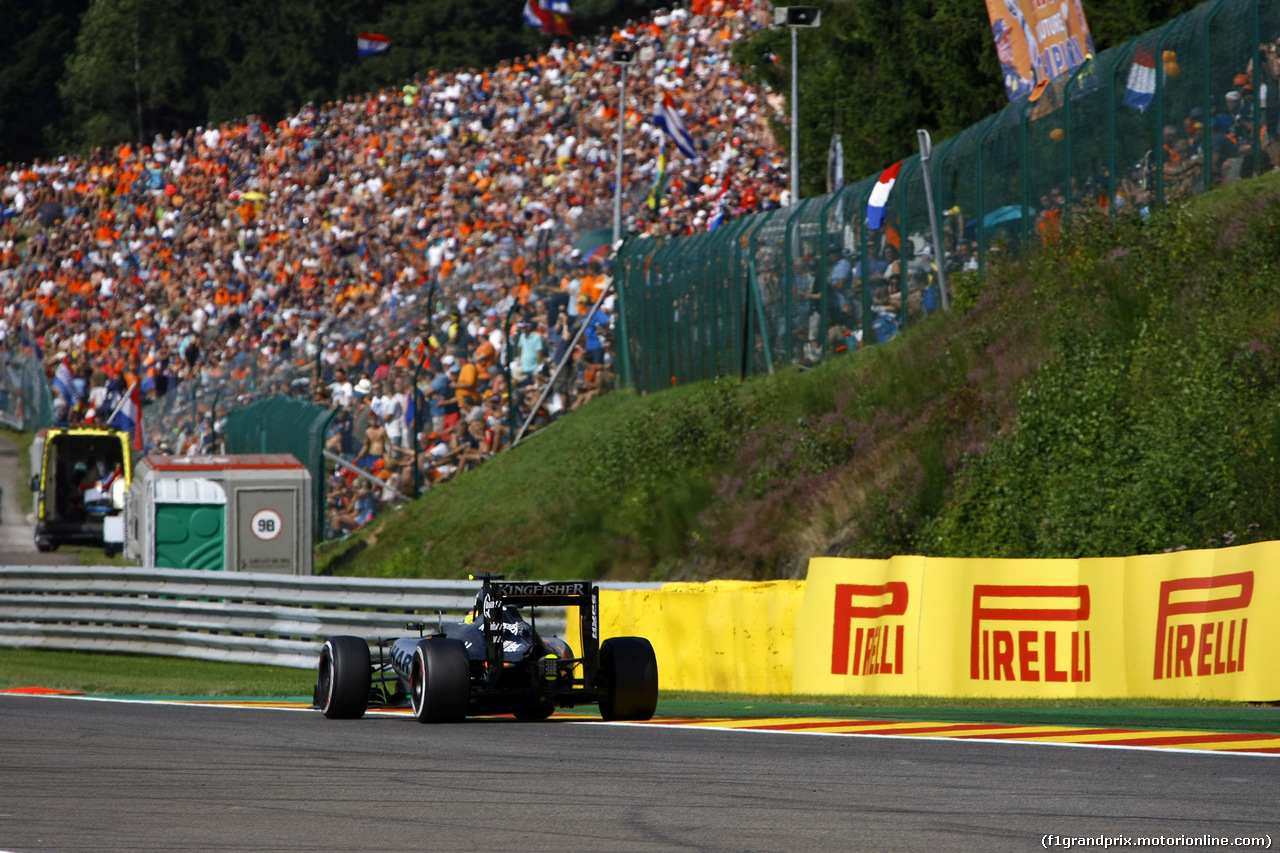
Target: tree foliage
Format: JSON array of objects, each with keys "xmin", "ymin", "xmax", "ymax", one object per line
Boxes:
[
  {"xmin": 2, "ymin": 0, "xmax": 1210, "ymax": 165},
  {"xmin": 57, "ymin": 0, "xmax": 202, "ymax": 151},
  {"xmin": 0, "ymin": 0, "xmax": 89, "ymax": 163}
]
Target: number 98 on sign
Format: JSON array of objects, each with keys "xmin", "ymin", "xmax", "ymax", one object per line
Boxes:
[{"xmin": 250, "ymin": 508, "xmax": 283, "ymax": 541}]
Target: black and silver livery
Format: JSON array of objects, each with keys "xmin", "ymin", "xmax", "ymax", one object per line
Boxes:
[{"xmin": 314, "ymin": 575, "xmax": 658, "ymax": 723}]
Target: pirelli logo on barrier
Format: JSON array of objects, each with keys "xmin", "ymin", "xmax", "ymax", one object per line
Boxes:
[
  {"xmin": 830, "ymin": 582, "xmax": 908, "ymax": 676},
  {"xmin": 970, "ymin": 585, "xmax": 1091, "ymax": 683},
  {"xmin": 1153, "ymin": 572, "xmax": 1252, "ymax": 680},
  {"xmin": 794, "ymin": 548, "xmax": 1279, "ymax": 701}
]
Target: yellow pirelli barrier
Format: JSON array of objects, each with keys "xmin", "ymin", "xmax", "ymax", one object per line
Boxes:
[
  {"xmin": 599, "ymin": 581, "xmax": 804, "ymax": 695},
  {"xmin": 796, "ymin": 544, "xmax": 1278, "ymax": 700},
  {"xmin": 599, "ymin": 541, "xmax": 1278, "ymax": 700}
]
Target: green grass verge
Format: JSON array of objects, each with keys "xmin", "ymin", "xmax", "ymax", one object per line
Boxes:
[
  {"xmin": 3, "ymin": 649, "xmax": 1276, "ymax": 733},
  {"xmin": 0, "ymin": 648, "xmax": 316, "ymax": 697},
  {"xmin": 2, "ymin": 426, "xmax": 35, "ymax": 516}
]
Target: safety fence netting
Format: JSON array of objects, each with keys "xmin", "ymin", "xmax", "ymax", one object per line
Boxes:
[{"xmin": 616, "ymin": 0, "xmax": 1280, "ymax": 393}]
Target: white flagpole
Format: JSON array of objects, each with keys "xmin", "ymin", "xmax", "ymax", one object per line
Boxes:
[{"xmin": 103, "ymin": 380, "xmax": 139, "ymax": 428}]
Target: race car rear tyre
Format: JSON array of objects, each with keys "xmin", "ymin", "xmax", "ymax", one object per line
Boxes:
[
  {"xmin": 410, "ymin": 638, "xmax": 470, "ymax": 723},
  {"xmin": 597, "ymin": 636, "xmax": 658, "ymax": 721},
  {"xmin": 317, "ymin": 636, "xmax": 371, "ymax": 720}
]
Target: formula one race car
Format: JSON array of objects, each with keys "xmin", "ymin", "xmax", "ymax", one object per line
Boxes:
[{"xmin": 314, "ymin": 575, "xmax": 658, "ymax": 723}]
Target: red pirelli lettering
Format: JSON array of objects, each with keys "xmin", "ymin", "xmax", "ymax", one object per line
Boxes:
[
  {"xmin": 970, "ymin": 585, "xmax": 1089, "ymax": 681},
  {"xmin": 831, "ymin": 582, "xmax": 908, "ymax": 676},
  {"xmin": 1152, "ymin": 572, "xmax": 1252, "ymax": 680}
]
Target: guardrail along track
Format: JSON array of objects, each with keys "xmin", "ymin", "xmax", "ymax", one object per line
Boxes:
[{"xmin": 0, "ymin": 566, "xmax": 620, "ymax": 669}]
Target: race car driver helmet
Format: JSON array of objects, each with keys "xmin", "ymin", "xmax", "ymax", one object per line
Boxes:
[{"xmin": 464, "ymin": 590, "xmax": 524, "ymax": 627}]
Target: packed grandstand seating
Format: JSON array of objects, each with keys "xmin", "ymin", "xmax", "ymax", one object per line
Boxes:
[
  {"xmin": 4, "ymin": 0, "xmax": 1269, "ymax": 539},
  {"xmin": 0, "ymin": 1, "xmax": 795, "ymax": 537}
]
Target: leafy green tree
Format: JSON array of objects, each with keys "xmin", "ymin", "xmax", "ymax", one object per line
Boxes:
[
  {"xmin": 0, "ymin": 0, "xmax": 89, "ymax": 163},
  {"xmin": 203, "ymin": 0, "xmax": 368, "ymax": 126},
  {"xmin": 58, "ymin": 0, "xmax": 202, "ymax": 151}
]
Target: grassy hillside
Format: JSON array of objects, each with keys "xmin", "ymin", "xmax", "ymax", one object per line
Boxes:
[{"xmin": 318, "ymin": 172, "xmax": 1280, "ymax": 581}]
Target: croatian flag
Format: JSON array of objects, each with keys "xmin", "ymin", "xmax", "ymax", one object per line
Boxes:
[
  {"xmin": 110, "ymin": 383, "xmax": 146, "ymax": 451},
  {"xmin": 1123, "ymin": 46, "xmax": 1156, "ymax": 112},
  {"xmin": 357, "ymin": 33, "xmax": 390, "ymax": 57},
  {"xmin": 865, "ymin": 160, "xmax": 902, "ymax": 231},
  {"xmin": 653, "ymin": 93, "xmax": 697, "ymax": 160},
  {"xmin": 52, "ymin": 358, "xmax": 75, "ymax": 411},
  {"xmin": 524, "ymin": 0, "xmax": 571, "ymax": 35}
]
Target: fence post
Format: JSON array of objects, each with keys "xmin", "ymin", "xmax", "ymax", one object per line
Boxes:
[
  {"xmin": 976, "ymin": 116, "xmax": 999, "ymax": 279},
  {"xmin": 1063, "ymin": 59, "xmax": 1094, "ymax": 227},
  {"xmin": 1020, "ymin": 103, "xmax": 1032, "ymax": 242},
  {"xmin": 747, "ymin": 212, "xmax": 776, "ymax": 377},
  {"xmin": 1155, "ymin": 25, "xmax": 1176, "ymax": 208},
  {"xmin": 894, "ymin": 159, "xmax": 919, "ymax": 330},
  {"xmin": 1204, "ymin": 0, "xmax": 1231, "ymax": 195},
  {"xmin": 612, "ymin": 242, "xmax": 634, "ymax": 391},
  {"xmin": 818, "ymin": 188, "xmax": 843, "ymax": 353},
  {"xmin": 1108, "ymin": 39, "xmax": 1136, "ymax": 212},
  {"xmin": 857, "ymin": 182, "xmax": 874, "ymax": 346},
  {"xmin": 1250, "ymin": 0, "xmax": 1262, "ymax": 177}
]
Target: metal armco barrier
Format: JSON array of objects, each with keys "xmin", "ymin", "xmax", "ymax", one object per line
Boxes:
[{"xmin": 0, "ymin": 567, "xmax": 650, "ymax": 669}]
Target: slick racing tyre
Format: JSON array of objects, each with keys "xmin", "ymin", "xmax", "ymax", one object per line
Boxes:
[
  {"xmin": 410, "ymin": 638, "xmax": 470, "ymax": 723},
  {"xmin": 317, "ymin": 636, "xmax": 371, "ymax": 720},
  {"xmin": 597, "ymin": 636, "xmax": 658, "ymax": 721}
]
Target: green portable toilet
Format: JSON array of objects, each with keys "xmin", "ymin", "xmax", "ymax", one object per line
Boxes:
[{"xmin": 126, "ymin": 454, "xmax": 312, "ymax": 574}]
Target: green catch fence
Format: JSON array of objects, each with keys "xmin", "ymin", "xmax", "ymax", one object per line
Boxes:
[
  {"xmin": 223, "ymin": 394, "xmax": 336, "ymax": 543},
  {"xmin": 0, "ymin": 348, "xmax": 57, "ymax": 431},
  {"xmin": 615, "ymin": 0, "xmax": 1280, "ymax": 393}
]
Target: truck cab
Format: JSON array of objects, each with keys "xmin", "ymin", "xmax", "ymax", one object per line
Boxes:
[{"xmin": 32, "ymin": 425, "xmax": 132, "ymax": 553}]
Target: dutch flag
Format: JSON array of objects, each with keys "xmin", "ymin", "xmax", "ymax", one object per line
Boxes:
[
  {"xmin": 653, "ymin": 93, "xmax": 698, "ymax": 160},
  {"xmin": 52, "ymin": 358, "xmax": 76, "ymax": 412},
  {"xmin": 357, "ymin": 33, "xmax": 390, "ymax": 58},
  {"xmin": 109, "ymin": 382, "xmax": 146, "ymax": 452},
  {"xmin": 1123, "ymin": 46, "xmax": 1157, "ymax": 113},
  {"xmin": 865, "ymin": 161, "xmax": 902, "ymax": 231}
]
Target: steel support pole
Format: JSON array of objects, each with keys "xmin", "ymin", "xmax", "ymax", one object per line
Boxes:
[
  {"xmin": 612, "ymin": 64, "xmax": 627, "ymax": 246},
  {"xmin": 790, "ymin": 26, "xmax": 800, "ymax": 205}
]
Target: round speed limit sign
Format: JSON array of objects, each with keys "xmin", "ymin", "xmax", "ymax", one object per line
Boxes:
[{"xmin": 250, "ymin": 508, "xmax": 283, "ymax": 541}]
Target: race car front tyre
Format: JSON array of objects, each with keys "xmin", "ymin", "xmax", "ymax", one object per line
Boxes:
[
  {"xmin": 410, "ymin": 638, "xmax": 470, "ymax": 723},
  {"xmin": 597, "ymin": 636, "xmax": 658, "ymax": 721},
  {"xmin": 317, "ymin": 636, "xmax": 371, "ymax": 720}
]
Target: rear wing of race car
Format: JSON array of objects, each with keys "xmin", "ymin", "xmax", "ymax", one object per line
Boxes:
[{"xmin": 473, "ymin": 576, "xmax": 601, "ymax": 686}]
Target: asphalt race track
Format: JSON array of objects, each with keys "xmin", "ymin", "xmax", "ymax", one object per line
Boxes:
[{"xmin": 0, "ymin": 695, "xmax": 1275, "ymax": 852}]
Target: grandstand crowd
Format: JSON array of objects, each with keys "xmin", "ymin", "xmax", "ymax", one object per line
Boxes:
[
  {"xmin": 0, "ymin": 0, "xmax": 794, "ymax": 537},
  {"xmin": 3, "ymin": 0, "xmax": 1275, "ymax": 538}
]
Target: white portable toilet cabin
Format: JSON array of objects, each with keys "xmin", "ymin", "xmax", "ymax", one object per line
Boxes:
[{"xmin": 126, "ymin": 453, "xmax": 313, "ymax": 574}]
